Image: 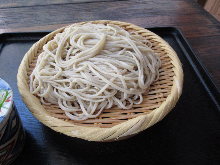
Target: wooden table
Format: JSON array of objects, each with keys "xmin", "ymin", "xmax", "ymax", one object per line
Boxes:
[{"xmin": 0, "ymin": 0, "xmax": 220, "ymax": 90}]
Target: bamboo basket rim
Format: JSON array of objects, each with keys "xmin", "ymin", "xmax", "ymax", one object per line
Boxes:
[{"xmin": 17, "ymin": 20, "xmax": 183, "ymax": 142}]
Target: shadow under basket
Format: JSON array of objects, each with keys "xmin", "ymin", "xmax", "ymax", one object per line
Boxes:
[{"xmin": 17, "ymin": 20, "xmax": 183, "ymax": 142}]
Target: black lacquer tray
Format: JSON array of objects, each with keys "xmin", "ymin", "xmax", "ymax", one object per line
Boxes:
[{"xmin": 0, "ymin": 27, "xmax": 219, "ymax": 165}]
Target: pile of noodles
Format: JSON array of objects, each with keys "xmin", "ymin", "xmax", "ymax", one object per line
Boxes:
[{"xmin": 30, "ymin": 23, "xmax": 161, "ymax": 120}]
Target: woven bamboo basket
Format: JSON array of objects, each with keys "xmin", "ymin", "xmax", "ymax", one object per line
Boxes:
[{"xmin": 17, "ymin": 20, "xmax": 183, "ymax": 142}]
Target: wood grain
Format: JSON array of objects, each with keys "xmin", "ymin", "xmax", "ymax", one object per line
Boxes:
[
  {"xmin": 204, "ymin": 0, "xmax": 220, "ymax": 21},
  {"xmin": 0, "ymin": 0, "xmax": 219, "ymax": 90},
  {"xmin": 0, "ymin": 0, "xmax": 123, "ymax": 8}
]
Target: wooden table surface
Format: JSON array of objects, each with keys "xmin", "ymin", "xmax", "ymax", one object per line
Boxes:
[{"xmin": 0, "ymin": 0, "xmax": 220, "ymax": 90}]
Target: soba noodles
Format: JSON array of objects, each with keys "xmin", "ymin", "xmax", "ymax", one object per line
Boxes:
[{"xmin": 30, "ymin": 23, "xmax": 161, "ymax": 120}]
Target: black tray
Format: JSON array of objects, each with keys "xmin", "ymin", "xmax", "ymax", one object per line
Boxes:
[{"xmin": 0, "ymin": 27, "xmax": 220, "ymax": 165}]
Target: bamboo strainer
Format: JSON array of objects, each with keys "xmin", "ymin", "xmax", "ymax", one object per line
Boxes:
[{"xmin": 17, "ymin": 20, "xmax": 183, "ymax": 142}]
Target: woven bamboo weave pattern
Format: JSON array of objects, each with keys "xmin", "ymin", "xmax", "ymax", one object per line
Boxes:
[{"xmin": 17, "ymin": 20, "xmax": 183, "ymax": 141}]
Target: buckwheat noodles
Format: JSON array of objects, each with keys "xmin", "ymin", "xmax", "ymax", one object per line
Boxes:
[{"xmin": 30, "ymin": 23, "xmax": 161, "ymax": 120}]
